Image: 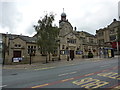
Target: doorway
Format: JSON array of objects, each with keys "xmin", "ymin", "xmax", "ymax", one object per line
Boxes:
[
  {"xmin": 70, "ymin": 50, "xmax": 74, "ymax": 60},
  {"xmin": 13, "ymin": 51, "xmax": 21, "ymax": 58}
]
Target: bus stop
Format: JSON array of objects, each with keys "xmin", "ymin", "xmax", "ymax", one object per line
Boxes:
[{"xmin": 103, "ymin": 48, "xmax": 114, "ymax": 58}]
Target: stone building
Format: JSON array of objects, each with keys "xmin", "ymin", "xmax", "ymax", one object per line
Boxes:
[
  {"xmin": 1, "ymin": 33, "xmax": 47, "ymax": 64},
  {"xmin": 76, "ymin": 31, "xmax": 98, "ymax": 57},
  {"xmin": 1, "ymin": 11, "xmax": 99, "ymax": 64},
  {"xmin": 0, "ymin": 33, "xmax": 2, "ymax": 62},
  {"xmin": 96, "ymin": 19, "xmax": 120, "ymax": 55},
  {"xmin": 58, "ymin": 11, "xmax": 98, "ymax": 60}
]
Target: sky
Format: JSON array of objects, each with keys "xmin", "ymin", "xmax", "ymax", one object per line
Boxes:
[{"xmin": 0, "ymin": 0, "xmax": 120, "ymax": 36}]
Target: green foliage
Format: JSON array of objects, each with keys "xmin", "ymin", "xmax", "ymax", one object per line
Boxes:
[{"xmin": 34, "ymin": 13, "xmax": 59, "ymax": 57}]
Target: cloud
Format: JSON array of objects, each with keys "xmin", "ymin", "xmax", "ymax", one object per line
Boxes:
[
  {"xmin": 0, "ymin": 0, "xmax": 119, "ymax": 36},
  {"xmin": 0, "ymin": 2, "xmax": 23, "ymax": 34}
]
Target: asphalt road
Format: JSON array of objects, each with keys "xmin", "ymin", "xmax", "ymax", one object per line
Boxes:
[{"xmin": 2, "ymin": 57, "xmax": 120, "ymax": 89}]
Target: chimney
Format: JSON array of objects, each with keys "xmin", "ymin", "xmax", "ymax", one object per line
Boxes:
[
  {"xmin": 74, "ymin": 27, "xmax": 77, "ymax": 31},
  {"xmin": 113, "ymin": 19, "xmax": 117, "ymax": 22}
]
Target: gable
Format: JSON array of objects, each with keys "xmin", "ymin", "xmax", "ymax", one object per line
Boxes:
[
  {"xmin": 108, "ymin": 21, "xmax": 120, "ymax": 28},
  {"xmin": 64, "ymin": 32, "xmax": 79, "ymax": 40}
]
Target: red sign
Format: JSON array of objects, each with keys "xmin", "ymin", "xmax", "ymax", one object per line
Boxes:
[{"xmin": 111, "ymin": 42, "xmax": 120, "ymax": 48}]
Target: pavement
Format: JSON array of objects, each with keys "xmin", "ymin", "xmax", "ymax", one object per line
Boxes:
[{"xmin": 2, "ymin": 56, "xmax": 119, "ymax": 69}]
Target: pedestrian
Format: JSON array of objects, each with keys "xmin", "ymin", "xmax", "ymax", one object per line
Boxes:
[{"xmin": 70, "ymin": 52, "xmax": 74, "ymax": 60}]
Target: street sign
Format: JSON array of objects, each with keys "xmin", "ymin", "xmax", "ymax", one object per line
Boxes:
[{"xmin": 13, "ymin": 57, "xmax": 23, "ymax": 62}]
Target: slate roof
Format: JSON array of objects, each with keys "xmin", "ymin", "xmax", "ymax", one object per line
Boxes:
[{"xmin": 1, "ymin": 33, "xmax": 36, "ymax": 43}]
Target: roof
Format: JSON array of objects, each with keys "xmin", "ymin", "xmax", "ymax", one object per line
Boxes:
[
  {"xmin": 61, "ymin": 12, "xmax": 66, "ymax": 17},
  {"xmin": 19, "ymin": 36, "xmax": 36, "ymax": 43},
  {"xmin": 81, "ymin": 31, "xmax": 95, "ymax": 37},
  {"xmin": 1, "ymin": 33, "xmax": 36, "ymax": 43}
]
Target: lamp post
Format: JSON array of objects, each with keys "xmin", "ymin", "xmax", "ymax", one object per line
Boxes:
[
  {"xmin": 66, "ymin": 47, "xmax": 69, "ymax": 61},
  {"xmin": 56, "ymin": 39, "xmax": 61, "ymax": 61},
  {"xmin": 29, "ymin": 48, "xmax": 35, "ymax": 65},
  {"xmin": 58, "ymin": 40, "xmax": 61, "ymax": 60},
  {"xmin": 29, "ymin": 48, "xmax": 33, "ymax": 65}
]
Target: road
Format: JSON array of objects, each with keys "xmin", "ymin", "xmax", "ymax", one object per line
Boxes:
[{"xmin": 2, "ymin": 57, "xmax": 120, "ymax": 89}]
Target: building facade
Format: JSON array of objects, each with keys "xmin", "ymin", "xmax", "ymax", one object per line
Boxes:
[
  {"xmin": 0, "ymin": 33, "xmax": 2, "ymax": 64},
  {"xmin": 96, "ymin": 19, "xmax": 120, "ymax": 55},
  {"xmin": 2, "ymin": 11, "xmax": 99, "ymax": 64},
  {"xmin": 59, "ymin": 11, "xmax": 98, "ymax": 60},
  {"xmin": 1, "ymin": 33, "xmax": 48, "ymax": 64}
]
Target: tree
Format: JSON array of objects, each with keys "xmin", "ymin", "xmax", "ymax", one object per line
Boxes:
[{"xmin": 34, "ymin": 13, "xmax": 59, "ymax": 63}]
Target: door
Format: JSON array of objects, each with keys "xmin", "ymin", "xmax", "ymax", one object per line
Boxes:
[
  {"xmin": 13, "ymin": 51, "xmax": 21, "ymax": 58},
  {"xmin": 70, "ymin": 50, "xmax": 74, "ymax": 60}
]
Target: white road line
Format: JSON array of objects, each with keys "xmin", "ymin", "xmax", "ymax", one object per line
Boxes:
[
  {"xmin": 34, "ymin": 67, "xmax": 55, "ymax": 70},
  {"xmin": 100, "ymin": 65, "xmax": 110, "ymax": 67},
  {"xmin": 58, "ymin": 71, "xmax": 77, "ymax": 76},
  {"xmin": 0, "ymin": 85, "xmax": 7, "ymax": 87}
]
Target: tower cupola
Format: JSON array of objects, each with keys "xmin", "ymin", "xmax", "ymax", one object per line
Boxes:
[{"xmin": 61, "ymin": 8, "xmax": 66, "ymax": 21}]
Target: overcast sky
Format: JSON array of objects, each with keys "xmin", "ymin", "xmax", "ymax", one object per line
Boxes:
[{"xmin": 0, "ymin": 0, "xmax": 120, "ymax": 36}]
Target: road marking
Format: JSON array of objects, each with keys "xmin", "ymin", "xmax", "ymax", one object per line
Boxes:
[
  {"xmin": 61, "ymin": 78, "xmax": 74, "ymax": 82},
  {"xmin": 31, "ymin": 83, "xmax": 49, "ymax": 88},
  {"xmin": 72, "ymin": 78, "xmax": 109, "ymax": 88},
  {"xmin": 97, "ymin": 72, "xmax": 120, "ymax": 80},
  {"xmin": 111, "ymin": 85, "xmax": 120, "ymax": 89},
  {"xmin": 102, "ymin": 70, "xmax": 109, "ymax": 72},
  {"xmin": 34, "ymin": 67, "xmax": 55, "ymax": 70},
  {"xmin": 84, "ymin": 73, "xmax": 94, "ymax": 76},
  {"xmin": 69, "ymin": 64, "xmax": 75, "ymax": 66},
  {"xmin": 0, "ymin": 85, "xmax": 7, "ymax": 88},
  {"xmin": 92, "ymin": 60, "xmax": 101, "ymax": 62},
  {"xmin": 58, "ymin": 72, "xmax": 77, "ymax": 76},
  {"xmin": 100, "ymin": 65, "xmax": 110, "ymax": 67},
  {"xmin": 30, "ymin": 66, "xmax": 119, "ymax": 88}
]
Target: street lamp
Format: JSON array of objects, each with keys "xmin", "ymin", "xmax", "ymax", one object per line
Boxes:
[
  {"xmin": 56, "ymin": 39, "xmax": 61, "ymax": 61},
  {"xmin": 66, "ymin": 47, "xmax": 69, "ymax": 61},
  {"xmin": 29, "ymin": 48, "xmax": 35, "ymax": 65},
  {"xmin": 58, "ymin": 40, "xmax": 61, "ymax": 61}
]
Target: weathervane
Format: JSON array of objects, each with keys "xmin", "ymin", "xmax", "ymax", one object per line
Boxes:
[{"xmin": 63, "ymin": 8, "xmax": 64, "ymax": 13}]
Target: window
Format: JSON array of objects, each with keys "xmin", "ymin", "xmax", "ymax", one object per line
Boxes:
[
  {"xmin": 14, "ymin": 44, "xmax": 21, "ymax": 48},
  {"xmin": 110, "ymin": 29, "xmax": 115, "ymax": 34},
  {"xmin": 18, "ymin": 44, "xmax": 21, "ymax": 47},
  {"xmin": 67, "ymin": 39, "xmax": 76, "ymax": 44},
  {"xmin": 98, "ymin": 32, "xmax": 103, "ymax": 37},
  {"xmin": 110, "ymin": 35, "xmax": 116, "ymax": 41},
  {"xmin": 28, "ymin": 46, "xmax": 30, "ymax": 54},
  {"xmin": 62, "ymin": 45, "xmax": 65, "ymax": 49},
  {"xmin": 99, "ymin": 39, "xmax": 104, "ymax": 44},
  {"xmin": 27, "ymin": 46, "xmax": 36, "ymax": 55}
]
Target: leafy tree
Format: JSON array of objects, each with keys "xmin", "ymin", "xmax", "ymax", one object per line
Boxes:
[{"xmin": 34, "ymin": 13, "xmax": 59, "ymax": 63}]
